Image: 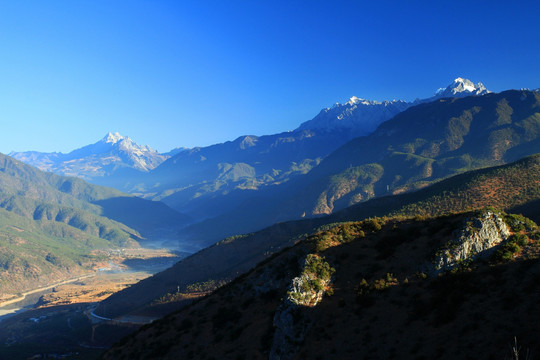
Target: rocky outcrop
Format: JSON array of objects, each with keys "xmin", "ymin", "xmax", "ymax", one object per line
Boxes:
[
  {"xmin": 270, "ymin": 303, "xmax": 312, "ymax": 360},
  {"xmin": 270, "ymin": 255, "xmax": 334, "ymax": 360},
  {"xmin": 428, "ymin": 211, "xmax": 510, "ymax": 275}
]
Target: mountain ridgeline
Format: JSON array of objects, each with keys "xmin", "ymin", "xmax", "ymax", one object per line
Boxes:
[
  {"xmin": 11, "ymin": 78, "xmax": 493, "ymax": 228},
  {"xmin": 0, "ymin": 154, "xmax": 188, "ymax": 296},
  {"xmin": 103, "ymin": 207, "xmax": 540, "ymax": 359},
  {"xmin": 10, "ymin": 132, "xmax": 170, "ymax": 185},
  {"xmin": 182, "ymin": 89, "xmax": 540, "ymax": 245},
  {"xmin": 2, "ymin": 79, "xmax": 540, "ymax": 359},
  {"xmin": 95, "ymin": 153, "xmax": 540, "ymax": 320}
]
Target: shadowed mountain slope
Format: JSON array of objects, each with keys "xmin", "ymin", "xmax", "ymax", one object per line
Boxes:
[
  {"xmin": 183, "ymin": 90, "xmax": 540, "ymax": 245},
  {"xmin": 95, "ymin": 153, "xmax": 540, "ymax": 319},
  {"xmin": 103, "ymin": 208, "xmax": 540, "ymax": 360}
]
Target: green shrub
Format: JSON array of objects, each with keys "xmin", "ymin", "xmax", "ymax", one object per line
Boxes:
[
  {"xmin": 372, "ymin": 279, "xmax": 389, "ymax": 291},
  {"xmin": 365, "ymin": 217, "xmax": 383, "ymax": 232},
  {"xmin": 304, "ymin": 254, "xmax": 335, "ymax": 281},
  {"xmin": 504, "ymin": 214, "xmax": 538, "ymax": 232},
  {"xmin": 512, "ymin": 233, "xmax": 529, "ymax": 247},
  {"xmin": 355, "ymin": 278, "xmax": 370, "ymax": 297}
]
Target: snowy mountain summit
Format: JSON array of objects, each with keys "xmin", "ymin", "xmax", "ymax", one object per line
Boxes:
[
  {"xmin": 10, "ymin": 132, "xmax": 170, "ymax": 180},
  {"xmin": 98, "ymin": 132, "xmax": 159, "ymax": 166},
  {"xmin": 297, "ymin": 97, "xmax": 409, "ymax": 136},
  {"xmin": 103, "ymin": 131, "xmax": 126, "ymax": 144},
  {"xmin": 433, "ymin": 77, "xmax": 490, "ymax": 99},
  {"xmin": 297, "ymin": 77, "xmax": 491, "ymax": 136}
]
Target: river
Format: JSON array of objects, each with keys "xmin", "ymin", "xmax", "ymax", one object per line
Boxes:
[{"xmin": 0, "ymin": 251, "xmax": 185, "ymax": 322}]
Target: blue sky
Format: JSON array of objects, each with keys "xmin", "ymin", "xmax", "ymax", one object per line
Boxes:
[{"xmin": 0, "ymin": 1, "xmax": 539, "ymax": 153}]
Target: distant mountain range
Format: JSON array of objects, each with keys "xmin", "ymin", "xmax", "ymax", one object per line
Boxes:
[
  {"xmin": 181, "ymin": 89, "xmax": 540, "ymax": 245},
  {"xmin": 2, "ymin": 78, "xmax": 539, "ymax": 358},
  {"xmin": 95, "ymin": 89, "xmax": 540, "ymax": 320},
  {"xmin": 298, "ymin": 77, "xmax": 489, "ymax": 134},
  {"xmin": 10, "ymin": 132, "xmax": 172, "ymax": 181},
  {"xmin": 10, "ymin": 78, "xmax": 495, "ymax": 226},
  {"xmin": 97, "ymin": 152, "xmax": 540, "ymax": 319}
]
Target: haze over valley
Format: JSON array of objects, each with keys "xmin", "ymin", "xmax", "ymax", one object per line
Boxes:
[{"xmin": 0, "ymin": 1, "xmax": 539, "ymax": 359}]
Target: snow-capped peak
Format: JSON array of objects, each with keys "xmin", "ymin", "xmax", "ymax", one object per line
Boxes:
[
  {"xmin": 454, "ymin": 77, "xmax": 476, "ymax": 92},
  {"xmin": 347, "ymin": 96, "xmax": 361, "ymax": 105},
  {"xmin": 102, "ymin": 132, "xmax": 126, "ymax": 144},
  {"xmin": 346, "ymin": 96, "xmax": 385, "ymax": 106},
  {"xmin": 434, "ymin": 77, "xmax": 490, "ymax": 98},
  {"xmin": 297, "ymin": 77, "xmax": 491, "ymax": 135}
]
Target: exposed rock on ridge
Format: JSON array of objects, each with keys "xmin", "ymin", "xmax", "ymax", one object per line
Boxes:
[
  {"xmin": 270, "ymin": 254, "xmax": 334, "ymax": 360},
  {"xmin": 428, "ymin": 210, "xmax": 510, "ymax": 275}
]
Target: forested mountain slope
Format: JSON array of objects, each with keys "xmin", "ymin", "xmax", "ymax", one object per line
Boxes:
[{"xmin": 184, "ymin": 90, "xmax": 540, "ymax": 245}]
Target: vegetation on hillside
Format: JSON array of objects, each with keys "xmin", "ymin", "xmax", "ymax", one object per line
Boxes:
[
  {"xmin": 98, "ymin": 153, "xmax": 540, "ymax": 319},
  {"xmin": 305, "ymin": 90, "xmax": 540, "ymax": 216},
  {"xmin": 103, "ymin": 208, "xmax": 540, "ymax": 359},
  {"xmin": 0, "ymin": 154, "xmax": 147, "ymax": 297},
  {"xmin": 182, "ymin": 90, "xmax": 540, "ymax": 245}
]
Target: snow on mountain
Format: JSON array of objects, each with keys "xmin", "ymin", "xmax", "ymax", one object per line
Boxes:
[
  {"xmin": 430, "ymin": 77, "xmax": 490, "ymax": 99},
  {"xmin": 297, "ymin": 77, "xmax": 491, "ymax": 135},
  {"xmin": 10, "ymin": 132, "xmax": 171, "ymax": 180},
  {"xmin": 297, "ymin": 97, "xmax": 409, "ymax": 136},
  {"xmin": 103, "ymin": 131, "xmax": 125, "ymax": 144},
  {"xmin": 10, "ymin": 78, "xmax": 492, "ymax": 188}
]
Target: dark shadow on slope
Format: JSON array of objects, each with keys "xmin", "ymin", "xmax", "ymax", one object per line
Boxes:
[{"xmin": 93, "ymin": 197, "xmax": 192, "ymax": 240}]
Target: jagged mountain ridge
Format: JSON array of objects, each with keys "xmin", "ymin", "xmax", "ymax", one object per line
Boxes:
[
  {"xmin": 10, "ymin": 132, "xmax": 169, "ymax": 181},
  {"xmin": 10, "ymin": 78, "xmax": 491, "ymax": 226},
  {"xmin": 144, "ymin": 77, "xmax": 494, "ymax": 219},
  {"xmin": 298, "ymin": 77, "xmax": 490, "ymax": 133},
  {"xmin": 297, "ymin": 97, "xmax": 410, "ymax": 134},
  {"xmin": 181, "ymin": 89, "xmax": 540, "ymax": 245}
]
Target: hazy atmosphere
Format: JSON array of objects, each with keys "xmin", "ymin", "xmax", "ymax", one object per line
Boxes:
[{"xmin": 1, "ymin": 2, "xmax": 540, "ymax": 359}]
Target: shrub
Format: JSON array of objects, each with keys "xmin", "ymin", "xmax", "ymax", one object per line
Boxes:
[
  {"xmin": 365, "ymin": 217, "xmax": 383, "ymax": 232},
  {"xmin": 372, "ymin": 279, "xmax": 389, "ymax": 291},
  {"xmin": 355, "ymin": 278, "xmax": 370, "ymax": 297},
  {"xmin": 504, "ymin": 214, "xmax": 538, "ymax": 233},
  {"xmin": 304, "ymin": 254, "xmax": 335, "ymax": 281},
  {"xmin": 512, "ymin": 233, "xmax": 529, "ymax": 247}
]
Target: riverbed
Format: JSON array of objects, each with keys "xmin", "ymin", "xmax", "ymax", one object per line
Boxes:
[{"xmin": 0, "ymin": 249, "xmax": 186, "ymax": 322}]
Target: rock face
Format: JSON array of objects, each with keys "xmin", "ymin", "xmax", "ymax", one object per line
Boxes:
[
  {"xmin": 429, "ymin": 211, "xmax": 510, "ymax": 275},
  {"xmin": 270, "ymin": 255, "xmax": 333, "ymax": 360},
  {"xmin": 270, "ymin": 304, "xmax": 312, "ymax": 360},
  {"xmin": 287, "ymin": 272, "xmax": 328, "ymax": 307}
]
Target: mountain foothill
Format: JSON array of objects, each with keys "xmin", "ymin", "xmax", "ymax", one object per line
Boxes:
[{"xmin": 2, "ymin": 78, "xmax": 540, "ymax": 359}]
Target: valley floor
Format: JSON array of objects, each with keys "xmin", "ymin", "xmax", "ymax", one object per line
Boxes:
[{"xmin": 0, "ymin": 248, "xmax": 183, "ymax": 360}]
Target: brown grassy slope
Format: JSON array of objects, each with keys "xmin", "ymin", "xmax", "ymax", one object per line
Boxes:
[
  {"xmin": 333, "ymin": 153, "xmax": 540, "ymax": 223},
  {"xmin": 96, "ymin": 154, "xmax": 540, "ymax": 320},
  {"xmin": 102, "ymin": 212, "xmax": 540, "ymax": 359}
]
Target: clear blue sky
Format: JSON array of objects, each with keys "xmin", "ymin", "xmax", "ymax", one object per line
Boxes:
[{"xmin": 0, "ymin": 1, "xmax": 539, "ymax": 153}]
